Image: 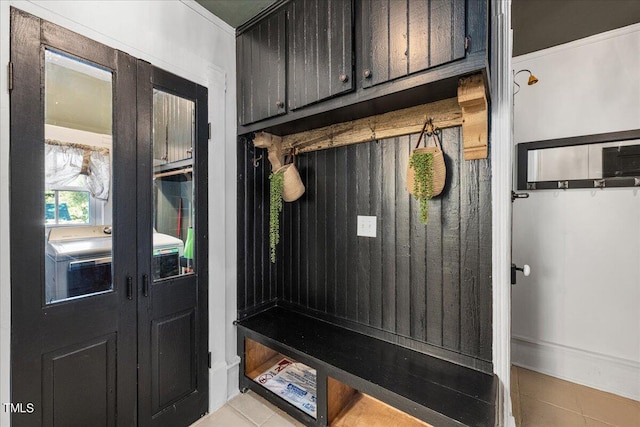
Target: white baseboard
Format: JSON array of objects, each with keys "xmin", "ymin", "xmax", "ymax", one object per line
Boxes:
[
  {"xmin": 226, "ymin": 356, "xmax": 240, "ymax": 400},
  {"xmin": 208, "ymin": 357, "xmax": 241, "ymax": 414},
  {"xmin": 512, "ymin": 336, "xmax": 640, "ymax": 401}
]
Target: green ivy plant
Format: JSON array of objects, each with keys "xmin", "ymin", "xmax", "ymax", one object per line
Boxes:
[
  {"xmin": 269, "ymin": 170, "xmax": 285, "ymax": 263},
  {"xmin": 409, "ymin": 152, "xmax": 434, "ymax": 224}
]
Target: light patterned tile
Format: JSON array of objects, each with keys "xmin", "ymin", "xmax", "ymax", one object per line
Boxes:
[
  {"xmin": 228, "ymin": 391, "xmax": 275, "ymax": 425},
  {"xmin": 518, "ymin": 368, "xmax": 582, "ymax": 413},
  {"xmin": 191, "ymin": 405, "xmax": 255, "ymax": 427},
  {"xmin": 520, "ymin": 396, "xmax": 586, "ymax": 427}
]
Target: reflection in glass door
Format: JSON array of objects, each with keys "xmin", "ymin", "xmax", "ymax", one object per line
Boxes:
[
  {"xmin": 43, "ymin": 49, "xmax": 114, "ymax": 304},
  {"xmin": 152, "ymin": 90, "xmax": 196, "ymax": 281}
]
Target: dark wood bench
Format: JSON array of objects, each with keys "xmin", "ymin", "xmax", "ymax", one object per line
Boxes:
[{"xmin": 236, "ymin": 306, "xmax": 497, "ymax": 426}]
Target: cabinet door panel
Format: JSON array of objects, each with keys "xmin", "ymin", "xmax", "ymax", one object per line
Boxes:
[
  {"xmin": 288, "ymin": 0, "xmax": 354, "ymax": 110},
  {"xmin": 238, "ymin": 10, "xmax": 286, "ymax": 125},
  {"xmin": 362, "ymin": 0, "xmax": 466, "ymax": 88}
]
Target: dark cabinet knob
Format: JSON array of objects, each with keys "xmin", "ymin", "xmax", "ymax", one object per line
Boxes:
[
  {"xmin": 275, "ymin": 100, "xmax": 284, "ymax": 109},
  {"xmin": 363, "ymin": 69, "xmax": 372, "ymax": 79},
  {"xmin": 339, "ymin": 74, "xmax": 349, "ymax": 83}
]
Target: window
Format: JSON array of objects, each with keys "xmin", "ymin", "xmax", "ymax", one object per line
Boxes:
[{"xmin": 45, "ymin": 189, "xmax": 91, "ymax": 225}]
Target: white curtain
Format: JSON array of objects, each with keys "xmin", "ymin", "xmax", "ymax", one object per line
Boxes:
[{"xmin": 45, "ymin": 140, "xmax": 111, "ymax": 200}]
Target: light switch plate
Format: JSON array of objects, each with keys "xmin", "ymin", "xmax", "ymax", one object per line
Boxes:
[{"xmin": 357, "ymin": 216, "xmax": 377, "ymax": 238}]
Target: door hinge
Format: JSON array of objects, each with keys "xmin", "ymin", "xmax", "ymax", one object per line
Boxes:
[
  {"xmin": 208, "ymin": 122, "xmax": 211, "ymax": 140},
  {"xmin": 8, "ymin": 62, "xmax": 13, "ymax": 92},
  {"xmin": 464, "ymin": 36, "xmax": 471, "ymax": 52},
  {"xmin": 208, "ymin": 352, "xmax": 211, "ymax": 369}
]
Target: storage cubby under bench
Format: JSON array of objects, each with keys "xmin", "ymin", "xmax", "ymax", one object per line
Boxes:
[{"xmin": 236, "ymin": 307, "xmax": 498, "ymax": 427}]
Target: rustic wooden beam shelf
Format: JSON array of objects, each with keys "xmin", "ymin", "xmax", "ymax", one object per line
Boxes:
[
  {"xmin": 253, "ymin": 73, "xmax": 489, "ymax": 166},
  {"xmin": 237, "ymin": 306, "xmax": 497, "ymax": 427}
]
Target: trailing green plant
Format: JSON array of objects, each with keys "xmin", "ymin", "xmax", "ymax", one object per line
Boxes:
[
  {"xmin": 269, "ymin": 170, "xmax": 285, "ymax": 263},
  {"xmin": 409, "ymin": 151, "xmax": 434, "ymax": 224}
]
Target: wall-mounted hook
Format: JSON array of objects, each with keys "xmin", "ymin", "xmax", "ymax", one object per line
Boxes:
[{"xmin": 253, "ymin": 154, "xmax": 263, "ymax": 168}]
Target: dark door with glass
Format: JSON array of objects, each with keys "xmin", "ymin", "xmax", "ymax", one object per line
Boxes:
[
  {"xmin": 135, "ymin": 63, "xmax": 209, "ymax": 427},
  {"xmin": 10, "ymin": 9, "xmax": 208, "ymax": 427}
]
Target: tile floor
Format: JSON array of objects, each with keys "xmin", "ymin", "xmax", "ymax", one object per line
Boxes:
[
  {"xmin": 192, "ymin": 367, "xmax": 640, "ymax": 426},
  {"xmin": 190, "ymin": 391, "xmax": 304, "ymax": 427},
  {"xmin": 511, "ymin": 366, "xmax": 640, "ymax": 427}
]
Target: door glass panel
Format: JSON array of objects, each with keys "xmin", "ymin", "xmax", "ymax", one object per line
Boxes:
[
  {"xmin": 152, "ymin": 90, "xmax": 195, "ymax": 281},
  {"xmin": 44, "ymin": 49, "xmax": 114, "ymax": 304}
]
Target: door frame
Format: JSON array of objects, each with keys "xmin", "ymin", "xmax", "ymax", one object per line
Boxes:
[{"xmin": 489, "ymin": 0, "xmax": 516, "ymax": 426}]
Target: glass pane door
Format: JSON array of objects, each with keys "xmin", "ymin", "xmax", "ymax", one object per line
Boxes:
[
  {"xmin": 44, "ymin": 49, "xmax": 114, "ymax": 304},
  {"xmin": 152, "ymin": 90, "xmax": 195, "ymax": 281}
]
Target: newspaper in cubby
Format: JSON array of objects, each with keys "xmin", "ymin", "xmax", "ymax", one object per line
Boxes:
[{"xmin": 253, "ymin": 357, "xmax": 317, "ymax": 418}]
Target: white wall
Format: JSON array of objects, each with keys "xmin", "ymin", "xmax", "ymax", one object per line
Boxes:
[
  {"xmin": 512, "ymin": 24, "xmax": 640, "ymax": 400},
  {"xmin": 0, "ymin": 1, "xmax": 239, "ymax": 424}
]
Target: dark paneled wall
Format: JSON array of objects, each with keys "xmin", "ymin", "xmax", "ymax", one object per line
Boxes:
[
  {"xmin": 238, "ymin": 128, "xmax": 492, "ymax": 371},
  {"xmin": 237, "ymin": 138, "xmax": 278, "ymax": 313}
]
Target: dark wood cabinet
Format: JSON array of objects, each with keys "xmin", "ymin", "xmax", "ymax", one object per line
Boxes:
[
  {"xmin": 360, "ymin": 0, "xmax": 466, "ymax": 88},
  {"xmin": 237, "ymin": 9, "xmax": 287, "ymax": 125},
  {"xmin": 288, "ymin": 0, "xmax": 354, "ymax": 110}
]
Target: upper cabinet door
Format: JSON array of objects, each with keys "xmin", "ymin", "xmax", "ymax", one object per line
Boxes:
[
  {"xmin": 361, "ymin": 0, "xmax": 466, "ymax": 88},
  {"xmin": 288, "ymin": 0, "xmax": 354, "ymax": 110},
  {"xmin": 237, "ymin": 9, "xmax": 287, "ymax": 125}
]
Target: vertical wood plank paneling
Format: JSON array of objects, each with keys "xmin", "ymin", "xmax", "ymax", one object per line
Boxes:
[
  {"xmin": 315, "ymin": 151, "xmax": 327, "ymax": 312},
  {"xmin": 316, "ymin": 0, "xmax": 330, "ymax": 103},
  {"xmin": 452, "ymin": 0, "xmax": 466, "ymax": 59},
  {"xmin": 460, "ymin": 141, "xmax": 480, "ymax": 357},
  {"xmin": 238, "ymin": 10, "xmax": 286, "ymax": 125},
  {"xmin": 290, "ymin": 0, "xmax": 304, "ymax": 111},
  {"xmin": 430, "ymin": 0, "xmax": 454, "ymax": 68},
  {"xmin": 381, "ymin": 139, "xmax": 396, "ymax": 332},
  {"xmin": 241, "ymin": 33, "xmax": 252, "ymax": 124},
  {"xmin": 275, "ymin": 11, "xmax": 287, "ymax": 118},
  {"xmin": 291, "ymin": 160, "xmax": 301, "ymax": 305},
  {"xmin": 442, "ymin": 128, "xmax": 461, "ymax": 352},
  {"xmin": 345, "ymin": 146, "xmax": 358, "ymax": 321},
  {"xmin": 266, "ymin": 14, "xmax": 277, "ymax": 122},
  {"xmin": 369, "ymin": 142, "xmax": 383, "ymax": 329},
  {"xmin": 299, "ymin": 156, "xmax": 310, "ymax": 306},
  {"xmin": 246, "ymin": 145, "xmax": 257, "ymax": 309},
  {"xmin": 308, "ymin": 154, "xmax": 319, "ymax": 309},
  {"xmin": 356, "ymin": 144, "xmax": 370, "ymax": 324},
  {"xmin": 251, "ymin": 25, "xmax": 263, "ymax": 123},
  {"xmin": 360, "ymin": 0, "xmax": 467, "ymax": 88},
  {"xmin": 325, "ymin": 151, "xmax": 337, "ymax": 315},
  {"xmin": 368, "ymin": 0, "xmax": 390, "ymax": 87},
  {"xmin": 304, "ymin": 0, "xmax": 318, "ymax": 108},
  {"xmin": 395, "ymin": 136, "xmax": 411, "ymax": 336},
  {"xmin": 466, "ymin": 0, "xmax": 486, "ymax": 55},
  {"xmin": 425, "ymin": 135, "xmax": 443, "ymax": 345},
  {"xmin": 260, "ymin": 149, "xmax": 270, "ymax": 303},
  {"xmin": 289, "ymin": 0, "xmax": 353, "ymax": 109},
  {"xmin": 237, "ymin": 139, "xmax": 247, "ymax": 312},
  {"xmin": 283, "ymin": 198, "xmax": 292, "ymax": 302},
  {"xmin": 408, "ymin": 0, "xmax": 429, "ymax": 74},
  {"xmin": 388, "ymin": 0, "xmax": 408, "ymax": 80},
  {"xmin": 334, "ymin": 148, "xmax": 348, "ymax": 318},
  {"xmin": 240, "ymin": 127, "xmax": 492, "ymax": 367},
  {"xmin": 329, "ymin": 0, "xmax": 352, "ymax": 97},
  {"xmin": 408, "ymin": 135, "xmax": 427, "ymax": 342},
  {"xmin": 478, "ymin": 157, "xmax": 492, "ymax": 361}
]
